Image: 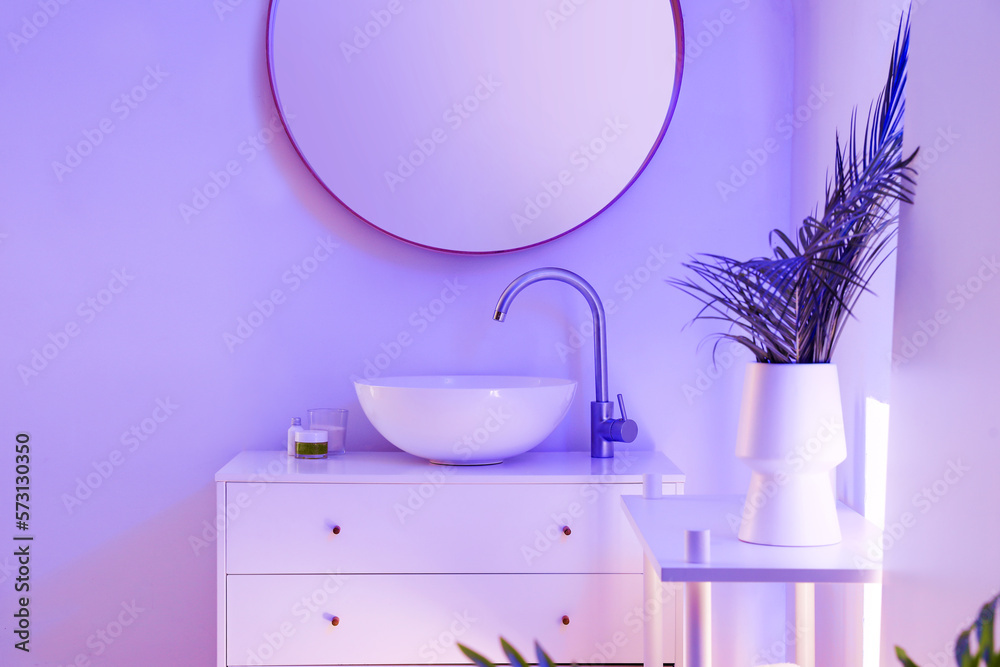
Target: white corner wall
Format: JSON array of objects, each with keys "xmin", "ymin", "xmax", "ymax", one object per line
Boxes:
[
  {"xmin": 881, "ymin": 1, "xmax": 1000, "ymax": 663},
  {"xmin": 789, "ymin": 2, "xmax": 902, "ymax": 665}
]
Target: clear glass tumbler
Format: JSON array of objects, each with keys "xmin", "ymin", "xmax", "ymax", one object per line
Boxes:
[{"xmin": 307, "ymin": 408, "xmax": 348, "ymax": 455}]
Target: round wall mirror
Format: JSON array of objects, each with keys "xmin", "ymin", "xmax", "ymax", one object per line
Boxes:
[{"xmin": 267, "ymin": 0, "xmax": 683, "ymax": 253}]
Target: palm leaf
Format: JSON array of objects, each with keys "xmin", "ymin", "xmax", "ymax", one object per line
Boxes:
[
  {"xmin": 458, "ymin": 644, "xmax": 496, "ymax": 667},
  {"xmin": 670, "ymin": 14, "xmax": 916, "ymax": 363},
  {"xmin": 535, "ymin": 641, "xmax": 557, "ymax": 667},
  {"xmin": 460, "ymin": 639, "xmax": 557, "ymax": 667},
  {"xmin": 500, "ymin": 638, "xmax": 530, "ymax": 667},
  {"xmin": 895, "ymin": 646, "xmax": 921, "ymax": 667},
  {"xmin": 898, "ymin": 592, "xmax": 1000, "ymax": 666}
]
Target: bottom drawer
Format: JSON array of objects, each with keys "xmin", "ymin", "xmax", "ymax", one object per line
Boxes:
[{"xmin": 227, "ymin": 573, "xmax": 673, "ymax": 665}]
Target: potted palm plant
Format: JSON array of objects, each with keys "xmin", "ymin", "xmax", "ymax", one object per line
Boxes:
[{"xmin": 669, "ymin": 18, "xmax": 917, "ymax": 546}]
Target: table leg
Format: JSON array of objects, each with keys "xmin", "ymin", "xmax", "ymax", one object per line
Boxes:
[
  {"xmin": 686, "ymin": 581, "xmax": 711, "ymax": 667},
  {"xmin": 794, "ymin": 582, "xmax": 816, "ymax": 667},
  {"xmin": 675, "ymin": 582, "xmax": 685, "ymax": 667},
  {"xmin": 643, "ymin": 553, "xmax": 663, "ymax": 667}
]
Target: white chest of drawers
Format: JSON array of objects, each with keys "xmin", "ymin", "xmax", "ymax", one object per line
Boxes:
[{"xmin": 216, "ymin": 450, "xmax": 684, "ymax": 666}]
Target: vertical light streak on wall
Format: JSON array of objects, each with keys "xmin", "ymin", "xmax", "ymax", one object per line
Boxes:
[{"xmin": 863, "ymin": 396, "xmax": 890, "ymax": 667}]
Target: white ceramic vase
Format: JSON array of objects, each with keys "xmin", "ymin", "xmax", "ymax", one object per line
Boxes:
[{"xmin": 735, "ymin": 362, "xmax": 847, "ymax": 546}]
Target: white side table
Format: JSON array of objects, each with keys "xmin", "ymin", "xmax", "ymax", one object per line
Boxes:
[{"xmin": 621, "ymin": 495, "xmax": 882, "ymax": 667}]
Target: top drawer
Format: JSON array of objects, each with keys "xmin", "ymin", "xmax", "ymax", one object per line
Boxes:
[{"xmin": 224, "ymin": 481, "xmax": 659, "ymax": 574}]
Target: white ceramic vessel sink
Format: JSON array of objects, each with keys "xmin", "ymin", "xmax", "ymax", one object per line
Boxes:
[{"xmin": 354, "ymin": 376, "xmax": 577, "ymax": 465}]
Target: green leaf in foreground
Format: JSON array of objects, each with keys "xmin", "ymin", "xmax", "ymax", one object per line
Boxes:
[{"xmin": 458, "ymin": 643, "xmax": 496, "ymax": 667}]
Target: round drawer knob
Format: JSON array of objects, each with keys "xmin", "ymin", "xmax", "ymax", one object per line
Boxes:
[
  {"xmin": 331, "ymin": 616, "xmax": 340, "ymax": 626},
  {"xmin": 332, "ymin": 525, "xmax": 341, "ymax": 535},
  {"xmin": 561, "ymin": 615, "xmax": 570, "ymax": 625},
  {"xmin": 562, "ymin": 526, "xmax": 571, "ymax": 536}
]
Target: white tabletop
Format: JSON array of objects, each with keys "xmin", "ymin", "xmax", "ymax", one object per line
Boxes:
[
  {"xmin": 621, "ymin": 495, "xmax": 882, "ymax": 583},
  {"xmin": 216, "ymin": 449, "xmax": 685, "ymax": 484}
]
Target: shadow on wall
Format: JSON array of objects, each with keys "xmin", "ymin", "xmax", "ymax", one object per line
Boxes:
[{"xmin": 18, "ymin": 485, "xmax": 216, "ymax": 665}]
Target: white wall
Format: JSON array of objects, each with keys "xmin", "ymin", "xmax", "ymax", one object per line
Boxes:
[
  {"xmin": 881, "ymin": 1, "xmax": 1000, "ymax": 663},
  {"xmin": 0, "ymin": 0, "xmax": 806, "ymax": 664}
]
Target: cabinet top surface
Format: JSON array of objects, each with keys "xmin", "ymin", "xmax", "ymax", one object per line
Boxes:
[
  {"xmin": 216, "ymin": 449, "xmax": 684, "ymax": 484},
  {"xmin": 621, "ymin": 495, "xmax": 882, "ymax": 583}
]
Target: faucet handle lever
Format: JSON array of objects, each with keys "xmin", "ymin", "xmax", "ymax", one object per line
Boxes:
[
  {"xmin": 604, "ymin": 393, "xmax": 637, "ymax": 444},
  {"xmin": 617, "ymin": 393, "xmax": 628, "ymax": 420}
]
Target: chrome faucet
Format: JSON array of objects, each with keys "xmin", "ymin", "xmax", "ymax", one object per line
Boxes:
[{"xmin": 493, "ymin": 267, "xmax": 637, "ymax": 458}]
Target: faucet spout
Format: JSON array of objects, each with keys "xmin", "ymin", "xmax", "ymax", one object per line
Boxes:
[
  {"xmin": 494, "ymin": 267, "xmax": 636, "ymax": 458},
  {"xmin": 494, "ymin": 268, "xmax": 607, "ymax": 402}
]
